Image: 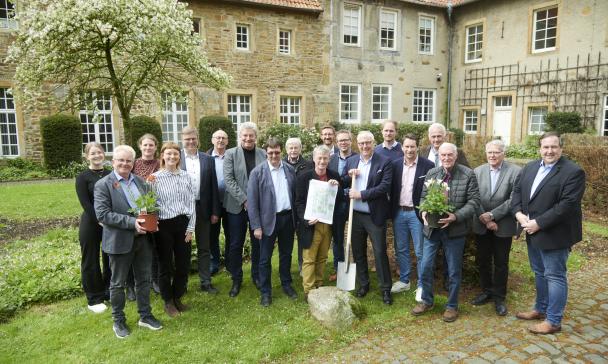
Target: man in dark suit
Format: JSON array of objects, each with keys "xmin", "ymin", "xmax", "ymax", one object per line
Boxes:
[
  {"xmin": 472, "ymin": 139, "xmax": 521, "ymax": 316},
  {"xmin": 422, "ymin": 123, "xmax": 469, "ymax": 167},
  {"xmin": 180, "ymin": 126, "xmax": 220, "ymax": 294},
  {"xmin": 512, "ymin": 132, "xmax": 585, "ymax": 335},
  {"xmin": 390, "ymin": 134, "xmax": 434, "ymax": 301},
  {"xmin": 94, "ymin": 145, "xmax": 162, "ymax": 339},
  {"xmin": 208, "ymin": 129, "xmax": 230, "ymax": 275},
  {"xmin": 247, "ymin": 138, "xmax": 297, "ymax": 306},
  {"xmin": 342, "ymin": 131, "xmax": 393, "ymax": 305}
]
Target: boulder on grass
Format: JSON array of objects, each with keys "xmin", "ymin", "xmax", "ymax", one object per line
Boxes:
[{"xmin": 308, "ymin": 286, "xmax": 365, "ymax": 329}]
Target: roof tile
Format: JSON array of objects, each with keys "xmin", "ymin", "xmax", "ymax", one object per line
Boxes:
[{"xmin": 238, "ymin": 0, "xmax": 323, "ymax": 12}]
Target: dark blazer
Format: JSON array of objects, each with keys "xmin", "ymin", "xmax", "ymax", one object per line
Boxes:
[
  {"xmin": 94, "ymin": 172, "xmax": 146, "ymax": 255},
  {"xmin": 341, "ymin": 153, "xmax": 393, "ymax": 226},
  {"xmin": 180, "ymin": 150, "xmax": 220, "ymax": 219},
  {"xmin": 390, "ymin": 155, "xmax": 435, "ymax": 220},
  {"xmin": 511, "ymin": 157, "xmax": 585, "ymax": 250},
  {"xmin": 282, "ymin": 155, "xmax": 313, "ymax": 176},
  {"xmin": 328, "ymin": 152, "xmax": 359, "ymax": 176},
  {"xmin": 296, "ymin": 168, "xmax": 343, "ymax": 249},
  {"xmin": 422, "ymin": 145, "xmax": 470, "ymax": 167}
]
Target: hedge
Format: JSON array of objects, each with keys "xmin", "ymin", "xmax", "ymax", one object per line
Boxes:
[
  {"xmin": 123, "ymin": 116, "xmax": 163, "ymax": 158},
  {"xmin": 198, "ymin": 116, "xmax": 237, "ymax": 152},
  {"xmin": 546, "ymin": 111, "xmax": 584, "ymax": 134},
  {"xmin": 40, "ymin": 114, "xmax": 82, "ymax": 169}
]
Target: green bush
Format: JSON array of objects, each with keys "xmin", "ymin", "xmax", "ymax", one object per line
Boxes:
[
  {"xmin": 40, "ymin": 114, "xmax": 82, "ymax": 170},
  {"xmin": 47, "ymin": 160, "xmax": 92, "ymax": 178},
  {"xmin": 545, "ymin": 111, "xmax": 584, "ymax": 134},
  {"xmin": 198, "ymin": 116, "xmax": 237, "ymax": 152},
  {"xmin": 0, "ymin": 158, "xmax": 49, "ymax": 182},
  {"xmin": 448, "ymin": 128, "xmax": 465, "ymax": 147},
  {"xmin": 123, "ymin": 116, "xmax": 163, "ymax": 157},
  {"xmin": 506, "ymin": 135, "xmax": 538, "ymax": 159},
  {"xmin": 259, "ymin": 123, "xmax": 319, "ymax": 157}
]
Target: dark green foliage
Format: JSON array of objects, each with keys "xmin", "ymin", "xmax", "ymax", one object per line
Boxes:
[
  {"xmin": 123, "ymin": 116, "xmax": 162, "ymax": 157},
  {"xmin": 545, "ymin": 111, "xmax": 584, "ymax": 134},
  {"xmin": 259, "ymin": 123, "xmax": 320, "ymax": 157},
  {"xmin": 46, "ymin": 160, "xmax": 92, "ymax": 178},
  {"xmin": 448, "ymin": 127, "xmax": 465, "ymax": 147},
  {"xmin": 506, "ymin": 135, "xmax": 539, "ymax": 159},
  {"xmin": 198, "ymin": 116, "xmax": 237, "ymax": 152},
  {"xmin": 40, "ymin": 114, "xmax": 82, "ymax": 169}
]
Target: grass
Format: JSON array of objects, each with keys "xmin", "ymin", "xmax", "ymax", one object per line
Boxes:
[
  {"xmin": 584, "ymin": 221, "xmax": 608, "ymax": 238},
  {"xmin": 0, "ymin": 180, "xmax": 81, "ymax": 220}
]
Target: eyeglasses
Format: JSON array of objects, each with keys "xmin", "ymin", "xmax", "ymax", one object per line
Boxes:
[
  {"xmin": 486, "ymin": 151, "xmax": 504, "ymax": 155},
  {"xmin": 114, "ymin": 159, "xmax": 134, "ymax": 164},
  {"xmin": 357, "ymin": 141, "xmax": 372, "ymax": 146}
]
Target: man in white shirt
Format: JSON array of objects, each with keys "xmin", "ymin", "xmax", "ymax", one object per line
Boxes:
[{"xmin": 208, "ymin": 129, "xmax": 230, "ymax": 275}]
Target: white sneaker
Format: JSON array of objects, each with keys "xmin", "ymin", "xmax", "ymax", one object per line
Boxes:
[
  {"xmin": 415, "ymin": 287, "xmax": 423, "ymax": 303},
  {"xmin": 390, "ymin": 280, "xmax": 411, "ymax": 293},
  {"xmin": 88, "ymin": 303, "xmax": 107, "ymax": 313}
]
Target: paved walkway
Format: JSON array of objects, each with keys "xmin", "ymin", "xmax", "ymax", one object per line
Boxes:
[{"xmin": 323, "ymin": 258, "xmax": 608, "ymax": 363}]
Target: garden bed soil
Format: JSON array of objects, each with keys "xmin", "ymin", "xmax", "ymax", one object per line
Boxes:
[{"xmin": 0, "ymin": 216, "xmax": 79, "ymax": 245}]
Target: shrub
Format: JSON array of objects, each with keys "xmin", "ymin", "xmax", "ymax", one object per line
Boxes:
[
  {"xmin": 198, "ymin": 116, "xmax": 237, "ymax": 152},
  {"xmin": 545, "ymin": 111, "xmax": 584, "ymax": 134},
  {"xmin": 0, "ymin": 158, "xmax": 49, "ymax": 182},
  {"xmin": 123, "ymin": 116, "xmax": 163, "ymax": 158},
  {"xmin": 448, "ymin": 128, "xmax": 465, "ymax": 147},
  {"xmin": 259, "ymin": 123, "xmax": 319, "ymax": 157},
  {"xmin": 40, "ymin": 114, "xmax": 82, "ymax": 170},
  {"xmin": 506, "ymin": 135, "xmax": 539, "ymax": 159},
  {"xmin": 47, "ymin": 160, "xmax": 91, "ymax": 179}
]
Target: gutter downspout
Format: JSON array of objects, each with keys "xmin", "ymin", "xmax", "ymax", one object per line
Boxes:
[{"xmin": 446, "ymin": 1, "xmax": 453, "ymax": 128}]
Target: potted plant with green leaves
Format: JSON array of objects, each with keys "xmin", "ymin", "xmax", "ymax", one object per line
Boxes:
[
  {"xmin": 127, "ymin": 175, "xmax": 159, "ymax": 232},
  {"xmin": 418, "ymin": 178, "xmax": 455, "ymax": 228}
]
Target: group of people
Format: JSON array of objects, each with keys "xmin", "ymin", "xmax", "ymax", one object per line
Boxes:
[{"xmin": 76, "ymin": 119, "xmax": 585, "ymax": 339}]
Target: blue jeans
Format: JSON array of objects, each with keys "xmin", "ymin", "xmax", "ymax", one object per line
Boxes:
[
  {"xmin": 259, "ymin": 213, "xmax": 294, "ymax": 296},
  {"xmin": 392, "ymin": 209, "xmax": 423, "ymax": 285},
  {"xmin": 420, "ymin": 230, "xmax": 465, "ymax": 310},
  {"xmin": 527, "ymin": 242, "xmax": 569, "ymax": 326},
  {"xmin": 226, "ymin": 210, "xmax": 260, "ymax": 284}
]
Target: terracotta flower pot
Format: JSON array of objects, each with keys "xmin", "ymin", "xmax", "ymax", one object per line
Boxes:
[
  {"xmin": 138, "ymin": 213, "xmax": 158, "ymax": 232},
  {"xmin": 426, "ymin": 212, "xmax": 447, "ymax": 228}
]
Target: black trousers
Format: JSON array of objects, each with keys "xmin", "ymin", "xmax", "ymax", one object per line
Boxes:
[
  {"xmin": 475, "ymin": 231, "xmax": 513, "ymax": 301},
  {"xmin": 156, "ymin": 215, "xmax": 192, "ymax": 303},
  {"xmin": 195, "ymin": 204, "xmax": 212, "ymax": 286},
  {"xmin": 79, "ymin": 214, "xmax": 111, "ymax": 305},
  {"xmin": 351, "ymin": 212, "xmax": 392, "ymax": 292},
  {"xmin": 210, "ymin": 207, "xmax": 230, "ymax": 271}
]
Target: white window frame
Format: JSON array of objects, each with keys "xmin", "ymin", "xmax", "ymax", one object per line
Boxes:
[
  {"xmin": 379, "ymin": 8, "xmax": 398, "ymax": 51},
  {"xmin": 418, "ymin": 15, "xmax": 435, "ymax": 55},
  {"xmin": 80, "ymin": 92, "xmax": 115, "ymax": 153},
  {"xmin": 235, "ymin": 24, "xmax": 250, "ymax": 50},
  {"xmin": 0, "ymin": 87, "xmax": 19, "ymax": 157},
  {"xmin": 603, "ymin": 95, "xmax": 608, "ymax": 136},
  {"xmin": 412, "ymin": 88, "xmax": 436, "ymax": 123},
  {"xmin": 532, "ymin": 6, "xmax": 558, "ymax": 53},
  {"xmin": 463, "ymin": 109, "xmax": 478, "ymax": 134},
  {"xmin": 161, "ymin": 92, "xmax": 189, "ymax": 145},
  {"xmin": 342, "ymin": 3, "xmax": 362, "ymax": 47},
  {"xmin": 528, "ymin": 106, "xmax": 548, "ymax": 134},
  {"xmin": 278, "ymin": 29, "xmax": 291, "ymax": 55},
  {"xmin": 465, "ymin": 23, "xmax": 483, "ymax": 63},
  {"xmin": 339, "ymin": 83, "xmax": 361, "ymax": 123},
  {"xmin": 227, "ymin": 94, "xmax": 252, "ymax": 129},
  {"xmin": 0, "ymin": 0, "xmax": 17, "ymax": 30},
  {"xmin": 371, "ymin": 84, "xmax": 392, "ymax": 122},
  {"xmin": 279, "ymin": 96, "xmax": 301, "ymax": 125}
]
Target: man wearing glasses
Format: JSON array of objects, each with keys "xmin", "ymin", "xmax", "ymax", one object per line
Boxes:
[{"xmin": 208, "ymin": 129, "xmax": 230, "ymax": 275}]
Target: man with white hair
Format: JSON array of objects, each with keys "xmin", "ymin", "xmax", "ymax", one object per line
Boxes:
[
  {"xmin": 412, "ymin": 142, "xmax": 480, "ymax": 322},
  {"xmin": 423, "ymin": 123, "xmax": 469, "ymax": 167},
  {"xmin": 283, "ymin": 137, "xmax": 313, "ymax": 176}
]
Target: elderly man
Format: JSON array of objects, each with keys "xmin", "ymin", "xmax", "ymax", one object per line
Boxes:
[
  {"xmin": 512, "ymin": 132, "xmax": 585, "ymax": 334},
  {"xmin": 224, "ymin": 122, "xmax": 267, "ymax": 297},
  {"xmin": 374, "ymin": 120, "xmax": 404, "ymax": 161},
  {"xmin": 94, "ymin": 145, "xmax": 162, "ymax": 339},
  {"xmin": 412, "ymin": 142, "xmax": 480, "ymax": 322},
  {"xmin": 283, "ymin": 137, "xmax": 313, "ymax": 176},
  {"xmin": 423, "ymin": 123, "xmax": 469, "ymax": 167},
  {"xmin": 208, "ymin": 129, "xmax": 230, "ymax": 275},
  {"xmin": 342, "ymin": 131, "xmax": 393, "ymax": 305},
  {"xmin": 180, "ymin": 126, "xmax": 220, "ymax": 294},
  {"xmin": 247, "ymin": 138, "xmax": 297, "ymax": 306},
  {"xmin": 320, "ymin": 125, "xmax": 339, "ymax": 155},
  {"xmin": 390, "ymin": 134, "xmax": 434, "ymax": 299},
  {"xmin": 472, "ymin": 140, "xmax": 521, "ymax": 316}
]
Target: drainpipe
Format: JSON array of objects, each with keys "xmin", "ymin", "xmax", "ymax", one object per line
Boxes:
[{"xmin": 446, "ymin": 1, "xmax": 453, "ymax": 129}]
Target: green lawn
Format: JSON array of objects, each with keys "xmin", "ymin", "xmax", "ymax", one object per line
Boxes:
[{"xmin": 0, "ymin": 180, "xmax": 81, "ymax": 220}]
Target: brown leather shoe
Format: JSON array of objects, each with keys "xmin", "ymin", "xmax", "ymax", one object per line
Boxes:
[
  {"xmin": 174, "ymin": 299, "xmax": 190, "ymax": 312},
  {"xmin": 164, "ymin": 302, "xmax": 180, "ymax": 318},
  {"xmin": 528, "ymin": 320, "xmax": 561, "ymax": 335},
  {"xmin": 516, "ymin": 310, "xmax": 546, "ymax": 320},
  {"xmin": 443, "ymin": 308, "xmax": 459, "ymax": 322},
  {"xmin": 411, "ymin": 303, "xmax": 434, "ymax": 316}
]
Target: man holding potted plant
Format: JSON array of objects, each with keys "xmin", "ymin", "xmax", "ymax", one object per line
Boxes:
[{"xmin": 413, "ymin": 142, "xmax": 480, "ymax": 322}]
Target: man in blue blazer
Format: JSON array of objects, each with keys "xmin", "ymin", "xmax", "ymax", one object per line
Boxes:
[
  {"xmin": 512, "ymin": 132, "xmax": 585, "ymax": 335},
  {"xmin": 180, "ymin": 126, "xmax": 221, "ymax": 294},
  {"xmin": 390, "ymin": 134, "xmax": 434, "ymax": 300},
  {"xmin": 342, "ymin": 131, "xmax": 393, "ymax": 305},
  {"xmin": 247, "ymin": 138, "xmax": 297, "ymax": 306}
]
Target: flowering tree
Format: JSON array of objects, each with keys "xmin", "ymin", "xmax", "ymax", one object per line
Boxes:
[{"xmin": 6, "ymin": 0, "xmax": 230, "ymax": 127}]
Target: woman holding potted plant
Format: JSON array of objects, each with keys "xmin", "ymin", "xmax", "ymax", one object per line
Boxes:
[
  {"xmin": 75, "ymin": 142, "xmax": 111, "ymax": 313},
  {"xmin": 152, "ymin": 142, "xmax": 196, "ymax": 318}
]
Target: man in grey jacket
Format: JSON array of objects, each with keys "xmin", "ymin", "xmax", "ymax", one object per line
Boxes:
[
  {"xmin": 412, "ymin": 142, "xmax": 480, "ymax": 322},
  {"xmin": 471, "ymin": 140, "xmax": 521, "ymax": 316}
]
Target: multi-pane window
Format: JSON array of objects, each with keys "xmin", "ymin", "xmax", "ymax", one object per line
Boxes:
[
  {"xmin": 603, "ymin": 96, "xmax": 608, "ymax": 136},
  {"xmin": 412, "ymin": 89, "xmax": 436, "ymax": 123},
  {"xmin": 495, "ymin": 96, "xmax": 512, "ymax": 107},
  {"xmin": 227, "ymin": 94, "xmax": 251, "ymax": 128},
  {"xmin": 343, "ymin": 4, "xmax": 361, "ymax": 46},
  {"xmin": 0, "ymin": 0, "xmax": 17, "ymax": 29},
  {"xmin": 279, "ymin": 96, "xmax": 301, "ymax": 125},
  {"xmin": 161, "ymin": 92, "xmax": 189, "ymax": 144},
  {"xmin": 340, "ymin": 83, "xmax": 361, "ymax": 123},
  {"xmin": 463, "ymin": 110, "xmax": 478, "ymax": 133},
  {"xmin": 236, "ymin": 24, "xmax": 250, "ymax": 50},
  {"xmin": 371, "ymin": 85, "xmax": 391, "ymax": 121},
  {"xmin": 465, "ymin": 24, "xmax": 483, "ymax": 62},
  {"xmin": 418, "ymin": 15, "xmax": 434, "ymax": 54},
  {"xmin": 80, "ymin": 92, "xmax": 114, "ymax": 153},
  {"xmin": 532, "ymin": 7, "xmax": 558, "ymax": 53},
  {"xmin": 529, "ymin": 107, "xmax": 548, "ymax": 134},
  {"xmin": 379, "ymin": 9, "xmax": 397, "ymax": 50},
  {"xmin": 278, "ymin": 30, "xmax": 291, "ymax": 54},
  {"xmin": 0, "ymin": 88, "xmax": 18, "ymax": 156}
]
